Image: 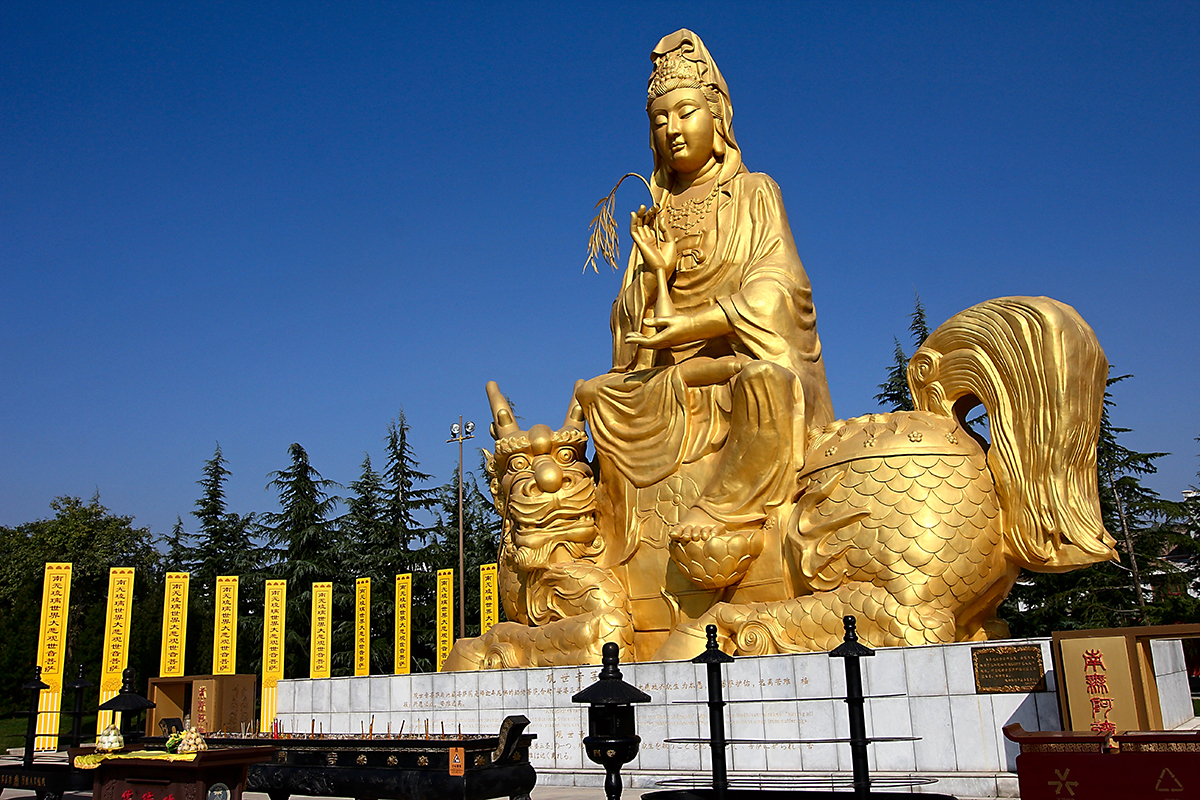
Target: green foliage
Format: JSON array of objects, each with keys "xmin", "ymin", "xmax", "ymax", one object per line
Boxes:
[
  {"xmin": 262, "ymin": 442, "xmax": 346, "ymax": 678},
  {"xmin": 875, "ymin": 293, "xmax": 928, "ymax": 412},
  {"xmin": 383, "ymin": 410, "xmax": 438, "ymax": 553},
  {"xmin": 876, "ymin": 338, "xmax": 915, "ymax": 413},
  {"xmin": 432, "ymin": 464, "xmax": 504, "ymax": 643},
  {"xmin": 340, "ymin": 454, "xmax": 397, "ymax": 675},
  {"xmin": 187, "ymin": 444, "xmax": 265, "ymax": 675},
  {"xmin": 164, "ymin": 517, "xmax": 190, "ymax": 573},
  {"xmin": 0, "ymin": 495, "xmax": 162, "ymax": 717},
  {"xmin": 344, "ymin": 454, "xmax": 388, "ymax": 559},
  {"xmin": 264, "ymin": 443, "xmax": 342, "ymax": 569},
  {"xmin": 380, "ymin": 410, "xmax": 441, "ymax": 672}
]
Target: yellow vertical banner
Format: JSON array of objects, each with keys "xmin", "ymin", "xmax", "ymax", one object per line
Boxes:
[
  {"xmin": 394, "ymin": 574, "xmax": 411, "ymax": 675},
  {"xmin": 35, "ymin": 562, "xmax": 72, "ymax": 750},
  {"xmin": 436, "ymin": 568, "xmax": 453, "ymax": 671},
  {"xmin": 160, "ymin": 572, "xmax": 189, "ymax": 677},
  {"xmin": 479, "ymin": 563, "xmax": 498, "ymax": 635},
  {"xmin": 259, "ymin": 580, "xmax": 287, "ymax": 733},
  {"xmin": 355, "ymin": 577, "xmax": 371, "ymax": 676},
  {"xmin": 310, "ymin": 581, "xmax": 332, "ymax": 678},
  {"xmin": 97, "ymin": 567, "xmax": 135, "ymax": 733},
  {"xmin": 212, "ymin": 576, "xmax": 238, "ymax": 674}
]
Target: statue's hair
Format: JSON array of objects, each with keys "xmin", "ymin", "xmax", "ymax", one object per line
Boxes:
[
  {"xmin": 908, "ymin": 296, "xmax": 1116, "ymax": 571},
  {"xmin": 649, "ymin": 81, "xmax": 723, "ymax": 121}
]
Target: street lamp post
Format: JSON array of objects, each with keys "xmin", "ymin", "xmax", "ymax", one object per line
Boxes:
[{"xmin": 447, "ymin": 416, "xmax": 475, "ymax": 640}]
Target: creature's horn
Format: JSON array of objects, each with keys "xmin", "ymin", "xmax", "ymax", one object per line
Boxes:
[
  {"xmin": 563, "ymin": 380, "xmax": 587, "ymax": 432},
  {"xmin": 486, "ymin": 381, "xmax": 520, "ymax": 440}
]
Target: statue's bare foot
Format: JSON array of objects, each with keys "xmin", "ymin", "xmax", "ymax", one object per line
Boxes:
[
  {"xmin": 670, "ymin": 506, "xmax": 726, "ymax": 543},
  {"xmin": 669, "ymin": 506, "xmax": 765, "ymax": 589}
]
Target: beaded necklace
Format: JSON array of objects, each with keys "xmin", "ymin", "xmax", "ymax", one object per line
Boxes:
[{"xmin": 663, "ymin": 180, "xmax": 720, "ymax": 234}]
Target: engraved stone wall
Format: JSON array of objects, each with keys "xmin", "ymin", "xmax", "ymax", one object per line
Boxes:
[{"xmin": 274, "ymin": 637, "xmax": 1118, "ymax": 798}]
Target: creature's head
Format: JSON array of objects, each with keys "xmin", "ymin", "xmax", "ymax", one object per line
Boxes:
[
  {"xmin": 908, "ymin": 296, "xmax": 1117, "ymax": 571},
  {"xmin": 484, "ymin": 381, "xmax": 602, "ymax": 571}
]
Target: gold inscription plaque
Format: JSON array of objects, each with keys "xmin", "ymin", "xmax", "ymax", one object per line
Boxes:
[
  {"xmin": 971, "ymin": 644, "xmax": 1046, "ymax": 693},
  {"xmin": 1060, "ymin": 635, "xmax": 1140, "ymax": 733}
]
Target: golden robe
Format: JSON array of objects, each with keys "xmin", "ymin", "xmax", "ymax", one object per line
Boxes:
[{"xmin": 579, "ymin": 169, "xmax": 834, "ymax": 566}]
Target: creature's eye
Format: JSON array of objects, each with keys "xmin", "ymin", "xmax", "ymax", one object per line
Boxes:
[
  {"xmin": 554, "ymin": 447, "xmax": 576, "ymax": 465},
  {"xmin": 507, "ymin": 454, "xmax": 531, "ymax": 472}
]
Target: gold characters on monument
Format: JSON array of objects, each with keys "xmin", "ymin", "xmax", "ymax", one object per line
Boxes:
[{"xmin": 443, "ymin": 30, "xmax": 1117, "ymax": 670}]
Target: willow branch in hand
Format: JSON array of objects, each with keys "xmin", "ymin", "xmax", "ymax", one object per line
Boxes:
[{"xmin": 584, "ymin": 173, "xmax": 655, "ymax": 274}]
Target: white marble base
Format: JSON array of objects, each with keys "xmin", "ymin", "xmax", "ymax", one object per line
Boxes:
[
  {"xmin": 1152, "ymin": 638, "xmax": 1196, "ymax": 730},
  {"xmin": 272, "ymin": 636, "xmax": 1188, "ymax": 798}
]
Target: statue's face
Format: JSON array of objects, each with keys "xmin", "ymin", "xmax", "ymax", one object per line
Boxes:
[{"xmin": 649, "ymin": 87, "xmax": 716, "ymax": 177}]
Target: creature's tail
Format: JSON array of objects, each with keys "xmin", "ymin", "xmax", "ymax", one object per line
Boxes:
[{"xmin": 908, "ymin": 297, "xmax": 1116, "ymax": 571}]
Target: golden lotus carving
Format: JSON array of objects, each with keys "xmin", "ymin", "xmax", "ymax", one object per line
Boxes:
[{"xmin": 443, "ymin": 31, "xmax": 1116, "ymax": 670}]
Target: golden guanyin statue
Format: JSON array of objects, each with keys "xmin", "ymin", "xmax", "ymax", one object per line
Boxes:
[{"xmin": 443, "ymin": 30, "xmax": 1117, "ymax": 670}]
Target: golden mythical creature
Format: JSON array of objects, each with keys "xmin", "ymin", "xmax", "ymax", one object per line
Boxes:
[
  {"xmin": 442, "ymin": 384, "xmax": 633, "ymax": 669},
  {"xmin": 654, "ymin": 295, "xmax": 1117, "ymax": 657},
  {"xmin": 443, "ymin": 31, "xmax": 1116, "ymax": 670}
]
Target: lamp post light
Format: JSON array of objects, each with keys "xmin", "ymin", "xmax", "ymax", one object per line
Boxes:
[
  {"xmin": 97, "ymin": 667, "xmax": 156, "ymax": 742},
  {"xmin": 447, "ymin": 416, "xmax": 475, "ymax": 640},
  {"xmin": 572, "ymin": 642, "xmax": 651, "ymax": 800}
]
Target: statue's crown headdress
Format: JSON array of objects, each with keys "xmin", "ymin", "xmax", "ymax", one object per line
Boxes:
[{"xmin": 647, "ymin": 50, "xmax": 705, "ymax": 99}]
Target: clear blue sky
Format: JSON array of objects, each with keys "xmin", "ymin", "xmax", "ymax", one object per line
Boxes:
[{"xmin": 3, "ymin": 2, "xmax": 1197, "ymax": 538}]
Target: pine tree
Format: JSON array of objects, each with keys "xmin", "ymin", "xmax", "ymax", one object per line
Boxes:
[
  {"xmin": 264, "ymin": 443, "xmax": 342, "ymax": 572},
  {"xmin": 381, "ymin": 410, "xmax": 440, "ymax": 671},
  {"xmin": 345, "ymin": 454, "xmax": 387, "ymax": 558},
  {"xmin": 382, "ymin": 409, "xmax": 438, "ymax": 554},
  {"xmin": 1185, "ymin": 436, "xmax": 1200, "ymax": 536},
  {"xmin": 341, "ymin": 454, "xmax": 397, "ymax": 674},
  {"xmin": 1181, "ymin": 437, "xmax": 1200, "ymax": 599},
  {"xmin": 263, "ymin": 442, "xmax": 345, "ymax": 677},
  {"xmin": 875, "ymin": 293, "xmax": 928, "ymax": 412},
  {"xmin": 192, "ymin": 446, "xmax": 260, "ymax": 578},
  {"xmin": 189, "ymin": 444, "xmax": 262, "ymax": 674},
  {"xmin": 164, "ymin": 516, "xmax": 190, "ymax": 573},
  {"xmin": 1095, "ymin": 376, "xmax": 1167, "ymax": 616}
]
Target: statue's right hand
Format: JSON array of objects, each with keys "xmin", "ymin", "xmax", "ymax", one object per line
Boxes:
[{"xmin": 630, "ymin": 205, "xmax": 676, "ymax": 280}]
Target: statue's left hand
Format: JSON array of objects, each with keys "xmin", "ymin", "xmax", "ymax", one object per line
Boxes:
[
  {"xmin": 625, "ymin": 314, "xmax": 694, "ymax": 349},
  {"xmin": 625, "ymin": 304, "xmax": 733, "ymax": 349}
]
